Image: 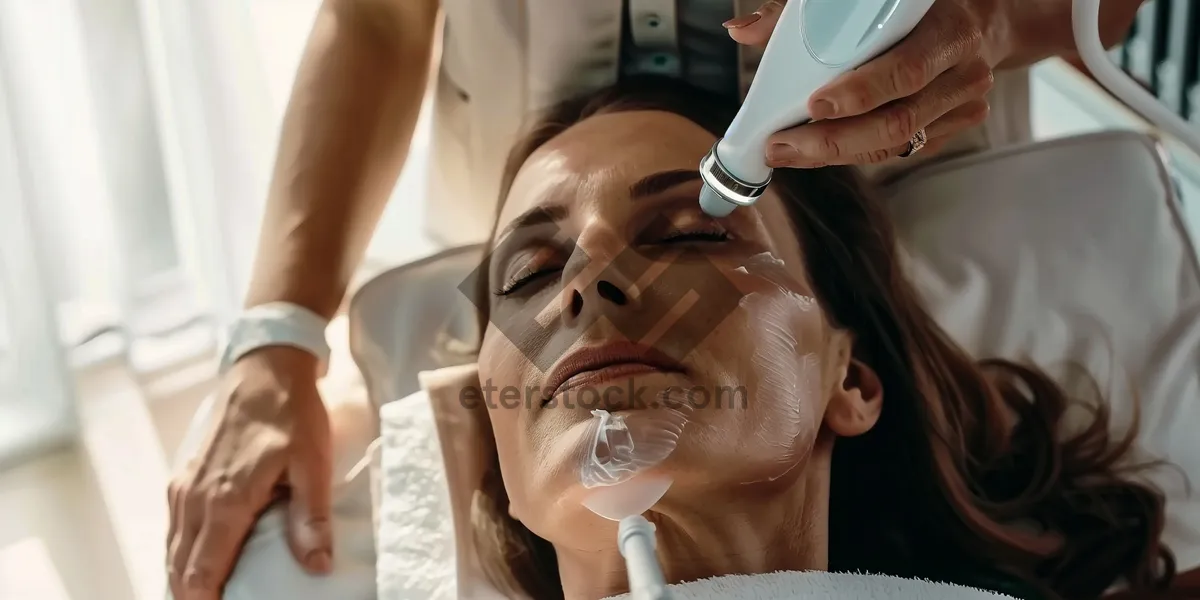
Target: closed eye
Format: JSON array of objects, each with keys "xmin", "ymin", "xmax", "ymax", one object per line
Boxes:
[
  {"xmin": 493, "ymin": 267, "xmax": 561, "ymax": 296},
  {"xmin": 494, "ymin": 230, "xmax": 728, "ymax": 296},
  {"xmin": 660, "ymin": 230, "xmax": 730, "ymax": 244}
]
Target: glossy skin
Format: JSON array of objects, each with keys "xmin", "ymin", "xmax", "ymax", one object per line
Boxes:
[{"xmin": 479, "ymin": 109, "xmax": 883, "ymax": 599}]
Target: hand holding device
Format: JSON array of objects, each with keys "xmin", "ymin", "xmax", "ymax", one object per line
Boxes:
[
  {"xmin": 701, "ymin": 0, "xmax": 942, "ymax": 216},
  {"xmin": 724, "ymin": 0, "xmax": 997, "ymax": 170}
]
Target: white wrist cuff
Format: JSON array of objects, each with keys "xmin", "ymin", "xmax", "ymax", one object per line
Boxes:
[{"xmin": 218, "ymin": 302, "xmax": 331, "ymax": 377}]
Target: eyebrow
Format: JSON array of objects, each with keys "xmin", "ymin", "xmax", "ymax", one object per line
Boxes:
[
  {"xmin": 629, "ymin": 169, "xmax": 702, "ymax": 199},
  {"xmin": 496, "ymin": 204, "xmax": 569, "ymax": 241},
  {"xmin": 496, "ymin": 170, "xmax": 703, "ymax": 241}
]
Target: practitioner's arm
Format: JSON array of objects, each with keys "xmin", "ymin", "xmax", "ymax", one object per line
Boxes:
[{"xmin": 166, "ymin": 1, "xmax": 439, "ymax": 598}]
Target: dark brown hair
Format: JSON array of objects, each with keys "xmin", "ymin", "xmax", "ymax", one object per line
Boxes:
[{"xmin": 468, "ymin": 76, "xmax": 1178, "ymax": 599}]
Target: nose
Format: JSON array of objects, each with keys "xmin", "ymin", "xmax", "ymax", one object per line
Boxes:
[{"xmin": 560, "ymin": 245, "xmax": 645, "ymax": 328}]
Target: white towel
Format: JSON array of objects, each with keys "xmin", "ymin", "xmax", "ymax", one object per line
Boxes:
[
  {"xmin": 376, "ymin": 392, "xmax": 458, "ymax": 599},
  {"xmin": 601, "ymin": 571, "xmax": 1017, "ymax": 599}
]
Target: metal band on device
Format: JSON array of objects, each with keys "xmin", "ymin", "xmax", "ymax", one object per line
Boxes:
[{"xmin": 698, "ymin": 142, "xmax": 770, "ymax": 207}]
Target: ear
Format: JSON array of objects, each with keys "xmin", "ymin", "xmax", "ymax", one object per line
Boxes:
[{"xmin": 823, "ymin": 336, "xmax": 883, "ymax": 438}]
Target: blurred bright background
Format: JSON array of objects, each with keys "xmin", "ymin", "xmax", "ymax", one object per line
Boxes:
[
  {"xmin": 0, "ymin": 1, "xmax": 1196, "ymax": 599},
  {"xmin": 0, "ymin": 2, "xmax": 435, "ymax": 599}
]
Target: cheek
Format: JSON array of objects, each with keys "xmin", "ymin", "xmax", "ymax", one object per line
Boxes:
[
  {"xmin": 478, "ymin": 325, "xmax": 551, "ymax": 406},
  {"xmin": 478, "ymin": 329, "xmax": 534, "ymax": 505},
  {"xmin": 698, "ymin": 288, "xmax": 824, "ymax": 429},
  {"xmin": 669, "ymin": 276, "xmax": 828, "ymax": 485},
  {"xmin": 479, "ymin": 327, "xmax": 599, "ymax": 536},
  {"xmin": 736, "ymin": 291, "xmax": 826, "ymax": 439},
  {"xmin": 479, "ymin": 326, "xmax": 525, "ymax": 385},
  {"xmin": 485, "ymin": 405, "xmax": 522, "ymax": 482}
]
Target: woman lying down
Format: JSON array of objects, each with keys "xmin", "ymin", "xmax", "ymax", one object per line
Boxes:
[{"xmin": 464, "ymin": 75, "xmax": 1194, "ymax": 600}]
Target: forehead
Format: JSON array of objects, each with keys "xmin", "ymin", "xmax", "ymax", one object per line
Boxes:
[{"xmin": 496, "ymin": 110, "xmax": 715, "ymax": 225}]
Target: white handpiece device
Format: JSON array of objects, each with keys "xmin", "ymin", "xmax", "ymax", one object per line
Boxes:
[{"xmin": 699, "ymin": 0, "xmax": 937, "ymax": 217}]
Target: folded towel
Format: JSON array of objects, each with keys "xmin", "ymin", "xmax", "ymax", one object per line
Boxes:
[
  {"xmin": 376, "ymin": 391, "xmax": 458, "ymax": 599},
  {"xmin": 601, "ymin": 571, "xmax": 1017, "ymax": 600}
]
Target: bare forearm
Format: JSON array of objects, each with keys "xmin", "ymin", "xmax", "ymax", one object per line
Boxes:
[
  {"xmin": 245, "ymin": 0, "xmax": 438, "ymax": 319},
  {"xmin": 992, "ymin": 0, "xmax": 1143, "ymax": 69}
]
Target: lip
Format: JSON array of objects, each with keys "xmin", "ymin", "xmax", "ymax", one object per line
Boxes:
[{"xmin": 542, "ymin": 341, "xmax": 686, "ymax": 404}]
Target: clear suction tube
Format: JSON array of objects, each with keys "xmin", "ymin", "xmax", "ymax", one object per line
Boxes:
[
  {"xmin": 574, "ymin": 403, "xmax": 687, "ymax": 597},
  {"xmin": 618, "ymin": 515, "xmax": 672, "ymax": 600}
]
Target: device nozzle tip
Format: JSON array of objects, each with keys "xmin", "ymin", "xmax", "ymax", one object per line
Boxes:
[{"xmin": 699, "ymin": 184, "xmax": 738, "ymax": 217}]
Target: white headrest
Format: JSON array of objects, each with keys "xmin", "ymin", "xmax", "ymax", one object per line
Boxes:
[
  {"xmin": 349, "ymin": 245, "xmax": 483, "ymax": 411},
  {"xmin": 884, "ymin": 130, "xmax": 1200, "ymax": 369},
  {"xmin": 883, "ymin": 130, "xmax": 1200, "ymax": 571}
]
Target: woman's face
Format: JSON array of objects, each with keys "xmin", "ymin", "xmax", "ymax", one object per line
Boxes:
[{"xmin": 479, "ymin": 109, "xmax": 861, "ymax": 546}]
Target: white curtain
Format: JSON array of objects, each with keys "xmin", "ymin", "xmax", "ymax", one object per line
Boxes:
[
  {"xmin": 136, "ymin": 0, "xmax": 277, "ymax": 329},
  {"xmin": 0, "ymin": 0, "xmax": 117, "ymax": 464},
  {"xmin": 0, "ymin": 0, "xmax": 275, "ymax": 464},
  {"xmin": 0, "ymin": 0, "xmax": 434, "ymax": 466}
]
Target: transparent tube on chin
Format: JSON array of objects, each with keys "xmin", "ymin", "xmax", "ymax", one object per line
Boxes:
[
  {"xmin": 566, "ymin": 379, "xmax": 693, "ymax": 510},
  {"xmin": 575, "ymin": 390, "xmax": 693, "ymax": 600}
]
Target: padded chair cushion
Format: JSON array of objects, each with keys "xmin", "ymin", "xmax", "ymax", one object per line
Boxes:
[
  {"xmin": 349, "ymin": 245, "xmax": 484, "ymax": 413},
  {"xmin": 883, "ymin": 131, "xmax": 1200, "ymax": 570},
  {"xmin": 364, "ymin": 131, "xmax": 1200, "ymax": 596}
]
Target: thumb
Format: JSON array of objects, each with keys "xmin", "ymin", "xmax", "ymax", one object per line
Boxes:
[
  {"xmin": 724, "ymin": 1, "xmax": 786, "ymax": 47},
  {"xmin": 285, "ymin": 447, "xmax": 335, "ymax": 574}
]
